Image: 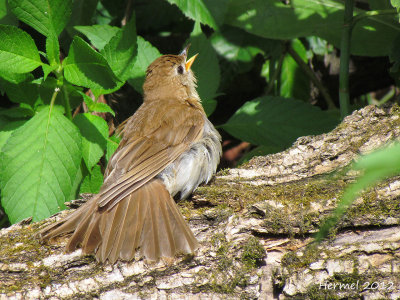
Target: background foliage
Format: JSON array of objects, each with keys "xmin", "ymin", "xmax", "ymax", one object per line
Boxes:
[{"xmin": 0, "ymin": 0, "xmax": 399, "ymax": 229}]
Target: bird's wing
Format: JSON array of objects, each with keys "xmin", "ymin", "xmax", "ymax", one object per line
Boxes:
[{"xmin": 97, "ymin": 99, "xmax": 205, "ymax": 209}]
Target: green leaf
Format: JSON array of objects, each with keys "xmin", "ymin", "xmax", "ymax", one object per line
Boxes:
[
  {"xmin": 0, "ymin": 106, "xmax": 82, "ymax": 223},
  {"xmin": 187, "ymin": 22, "xmax": 220, "ymax": 116},
  {"xmin": 391, "ymin": 0, "xmax": 400, "ymax": 18},
  {"xmin": 307, "ymin": 36, "xmax": 333, "ymax": 56},
  {"xmin": 390, "ymin": 33, "xmax": 400, "ymax": 74},
  {"xmin": 42, "ymin": 64, "xmax": 57, "ymax": 80},
  {"xmin": 106, "ymin": 134, "xmax": 120, "ymax": 165},
  {"xmin": 0, "ymin": 0, "xmax": 17, "ymax": 25},
  {"xmin": 355, "ymin": 143, "xmax": 400, "ymax": 173},
  {"xmin": 46, "ymin": 35, "xmax": 60, "ymax": 67},
  {"xmin": 0, "ymin": 71, "xmax": 31, "ymax": 84},
  {"xmin": 0, "ymin": 79, "xmax": 40, "ymax": 107},
  {"xmin": 93, "ymin": 1, "xmax": 115, "ymax": 25},
  {"xmin": 211, "ymin": 26, "xmax": 274, "ymax": 64},
  {"xmin": 202, "ymin": 0, "xmax": 229, "ymax": 27},
  {"xmin": 91, "ymin": 81, "xmax": 125, "ymax": 98},
  {"xmin": 75, "ymin": 24, "xmax": 119, "ymax": 50},
  {"xmin": 225, "ymin": 0, "xmax": 400, "ymax": 56},
  {"xmin": 211, "ymin": 26, "xmax": 282, "ymax": 90},
  {"xmin": 0, "ymin": 25, "xmax": 42, "ymax": 74},
  {"xmin": 279, "ymin": 39, "xmax": 310, "ymax": 100},
  {"xmin": 166, "ymin": 0, "xmax": 225, "ymax": 29},
  {"xmin": 73, "ymin": 113, "xmax": 108, "ymax": 170},
  {"xmin": 391, "ymin": 0, "xmax": 400, "ymax": 7},
  {"xmin": 38, "ymin": 77, "xmax": 82, "ymax": 110},
  {"xmin": 0, "ymin": 118, "xmax": 26, "ymax": 151},
  {"xmin": 68, "ymin": 0, "xmax": 99, "ymax": 27},
  {"xmin": 89, "ymin": 102, "xmax": 115, "ymax": 116},
  {"xmin": 101, "ymin": 15, "xmax": 137, "ymax": 81},
  {"xmin": 135, "ymin": 0, "xmax": 188, "ymax": 31},
  {"xmin": 372, "ymin": 0, "xmax": 395, "ymax": 10},
  {"xmin": 316, "ymin": 142, "xmax": 400, "ymax": 241},
  {"xmin": 127, "ymin": 36, "xmax": 161, "ymax": 94},
  {"xmin": 63, "ymin": 0, "xmax": 98, "ymax": 43},
  {"xmin": 79, "ymin": 91, "xmax": 115, "ymax": 116},
  {"xmin": 0, "ymin": 106, "xmax": 34, "ymax": 118},
  {"xmin": 226, "ymin": 0, "xmax": 342, "ymax": 39},
  {"xmin": 202, "ymin": 100, "xmax": 217, "ymax": 117},
  {"xmin": 221, "ymin": 96, "xmax": 339, "ymax": 147},
  {"xmin": 392, "ymin": 0, "xmax": 400, "ymax": 22},
  {"xmin": 9, "ymin": 0, "xmax": 72, "ymax": 37},
  {"xmin": 63, "ymin": 36, "xmax": 120, "ymax": 91},
  {"xmin": 79, "ymin": 164, "xmax": 103, "ymax": 194}
]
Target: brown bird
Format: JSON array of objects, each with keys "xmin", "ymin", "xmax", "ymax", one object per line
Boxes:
[{"xmin": 39, "ymin": 46, "xmax": 222, "ymax": 263}]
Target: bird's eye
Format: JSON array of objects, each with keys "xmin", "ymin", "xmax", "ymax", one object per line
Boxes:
[{"xmin": 177, "ymin": 65, "xmax": 184, "ymax": 74}]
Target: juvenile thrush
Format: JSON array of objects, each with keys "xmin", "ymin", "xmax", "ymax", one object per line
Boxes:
[{"xmin": 39, "ymin": 46, "xmax": 222, "ymax": 263}]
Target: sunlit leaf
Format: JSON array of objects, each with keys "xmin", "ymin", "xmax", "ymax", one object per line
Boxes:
[
  {"xmin": 79, "ymin": 164, "xmax": 103, "ymax": 194},
  {"xmin": 9, "ymin": 0, "xmax": 72, "ymax": 37},
  {"xmin": 0, "ymin": 25, "xmax": 42, "ymax": 74},
  {"xmin": 73, "ymin": 113, "xmax": 108, "ymax": 170},
  {"xmin": 127, "ymin": 36, "xmax": 161, "ymax": 94},
  {"xmin": 187, "ymin": 22, "xmax": 219, "ymax": 115},
  {"xmin": 75, "ymin": 24, "xmax": 119, "ymax": 50},
  {"xmin": 316, "ymin": 142, "xmax": 400, "ymax": 241},
  {"xmin": 226, "ymin": 0, "xmax": 400, "ymax": 56},
  {"xmin": 166, "ymin": 0, "xmax": 225, "ymax": 29},
  {"xmin": 0, "ymin": 106, "xmax": 82, "ymax": 223},
  {"xmin": 63, "ymin": 36, "xmax": 120, "ymax": 91},
  {"xmin": 222, "ymin": 96, "xmax": 339, "ymax": 147},
  {"xmin": 79, "ymin": 91, "xmax": 115, "ymax": 116},
  {"xmin": 106, "ymin": 134, "xmax": 120, "ymax": 165},
  {"xmin": 101, "ymin": 15, "xmax": 137, "ymax": 81}
]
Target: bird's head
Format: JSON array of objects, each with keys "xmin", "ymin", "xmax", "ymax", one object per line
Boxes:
[{"xmin": 143, "ymin": 45, "xmax": 199, "ymax": 102}]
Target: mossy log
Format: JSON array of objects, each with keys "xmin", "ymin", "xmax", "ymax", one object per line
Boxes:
[{"xmin": 1, "ymin": 105, "xmax": 400, "ymax": 299}]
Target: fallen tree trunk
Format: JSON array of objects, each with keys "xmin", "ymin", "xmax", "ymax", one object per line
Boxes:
[{"xmin": 1, "ymin": 104, "xmax": 399, "ymax": 299}]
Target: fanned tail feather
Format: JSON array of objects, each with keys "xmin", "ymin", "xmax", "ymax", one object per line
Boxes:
[{"xmin": 39, "ymin": 179, "xmax": 199, "ymax": 264}]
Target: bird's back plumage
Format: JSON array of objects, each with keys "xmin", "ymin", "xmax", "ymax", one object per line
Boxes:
[{"xmin": 39, "ymin": 51, "xmax": 221, "ymax": 263}]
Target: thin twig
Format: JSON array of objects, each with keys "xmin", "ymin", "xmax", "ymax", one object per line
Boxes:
[
  {"xmin": 287, "ymin": 45, "xmax": 336, "ymax": 109},
  {"xmin": 338, "ymin": 0, "xmax": 354, "ymax": 119}
]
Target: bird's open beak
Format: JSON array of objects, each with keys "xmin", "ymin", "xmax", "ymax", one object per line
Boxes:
[
  {"xmin": 185, "ymin": 54, "xmax": 198, "ymax": 71},
  {"xmin": 180, "ymin": 44, "xmax": 198, "ymax": 71}
]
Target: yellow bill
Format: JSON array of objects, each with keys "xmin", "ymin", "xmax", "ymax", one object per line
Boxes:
[{"xmin": 185, "ymin": 54, "xmax": 198, "ymax": 71}]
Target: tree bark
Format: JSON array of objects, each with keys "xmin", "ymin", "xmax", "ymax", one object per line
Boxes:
[{"xmin": 1, "ymin": 104, "xmax": 399, "ymax": 299}]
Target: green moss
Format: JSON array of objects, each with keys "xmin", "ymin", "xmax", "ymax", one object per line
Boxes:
[
  {"xmin": 306, "ymin": 284, "xmax": 340, "ymax": 300},
  {"xmin": 211, "ymin": 233, "xmax": 233, "ymax": 271},
  {"xmin": 190, "ymin": 168, "xmax": 399, "ymax": 238},
  {"xmin": 0, "ymin": 225, "xmax": 46, "ymax": 259},
  {"xmin": 281, "ymin": 240, "xmax": 400, "ymax": 299},
  {"xmin": 304, "ymin": 272, "xmax": 378, "ymax": 299},
  {"xmin": 347, "ymin": 181, "xmax": 400, "ymax": 223},
  {"xmin": 194, "ymin": 174, "xmax": 346, "ymax": 235},
  {"xmin": 0, "ymin": 223, "xmax": 52, "ymax": 292},
  {"xmin": 217, "ymin": 168, "xmax": 231, "ymax": 176},
  {"xmin": 192, "ymin": 235, "xmax": 265, "ymax": 294},
  {"xmin": 241, "ymin": 237, "xmax": 265, "ymax": 269},
  {"xmin": 281, "ymin": 251, "xmax": 302, "ymax": 269},
  {"xmin": 281, "ymin": 243, "xmax": 325, "ymax": 271},
  {"xmin": 0, "ymin": 220, "xmax": 106, "ymax": 294}
]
